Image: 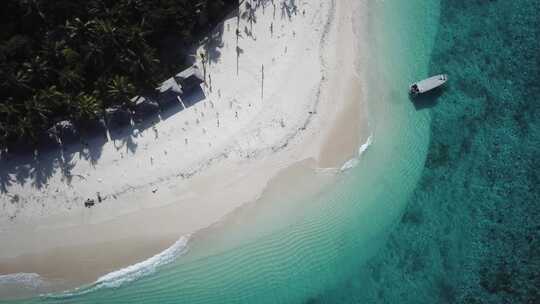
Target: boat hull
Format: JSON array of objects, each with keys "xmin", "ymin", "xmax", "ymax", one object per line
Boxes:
[{"xmin": 410, "ymin": 74, "xmax": 447, "ymax": 94}]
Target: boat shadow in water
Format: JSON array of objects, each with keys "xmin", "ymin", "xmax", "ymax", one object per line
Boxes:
[{"xmin": 410, "ymin": 86, "xmax": 447, "ymax": 110}]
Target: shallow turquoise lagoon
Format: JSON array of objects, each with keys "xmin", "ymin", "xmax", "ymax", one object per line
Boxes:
[{"xmin": 4, "ymin": 0, "xmax": 538, "ymax": 303}]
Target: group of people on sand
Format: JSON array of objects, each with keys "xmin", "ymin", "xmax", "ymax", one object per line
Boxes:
[{"xmin": 84, "ymin": 192, "xmax": 103, "ymax": 208}]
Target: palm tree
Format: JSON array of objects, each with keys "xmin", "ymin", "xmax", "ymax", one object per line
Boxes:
[
  {"xmin": 82, "ymin": 41, "xmax": 105, "ymax": 70},
  {"xmin": 22, "ymin": 55, "xmax": 52, "ymax": 87},
  {"xmin": 64, "ymin": 18, "xmax": 97, "ymax": 44},
  {"xmin": 37, "ymin": 85, "xmax": 67, "ymax": 114},
  {"xmin": 26, "ymin": 95, "xmax": 50, "ymax": 124},
  {"xmin": 19, "ymin": 94, "xmax": 51, "ymax": 141},
  {"xmin": 19, "ymin": 0, "xmax": 46, "ymax": 26},
  {"xmin": 58, "ymin": 68, "xmax": 83, "ymax": 91},
  {"xmin": 0, "ymin": 101, "xmax": 18, "ymax": 144},
  {"xmin": 40, "ymin": 39, "xmax": 67, "ymax": 68},
  {"xmin": 107, "ymin": 75, "xmax": 136, "ymax": 109},
  {"xmin": 200, "ymin": 52, "xmax": 207, "ymax": 83},
  {"xmin": 72, "ymin": 92, "xmax": 101, "ymax": 122},
  {"xmin": 96, "ymin": 19, "xmax": 119, "ymax": 48},
  {"xmin": 12, "ymin": 69, "xmax": 32, "ymax": 94}
]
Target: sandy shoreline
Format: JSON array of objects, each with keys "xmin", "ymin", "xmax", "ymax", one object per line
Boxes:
[{"xmin": 0, "ymin": 0, "xmax": 368, "ymax": 298}]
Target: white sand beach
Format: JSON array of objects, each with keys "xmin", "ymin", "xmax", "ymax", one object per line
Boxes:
[{"xmin": 0, "ymin": 0, "xmax": 369, "ymax": 297}]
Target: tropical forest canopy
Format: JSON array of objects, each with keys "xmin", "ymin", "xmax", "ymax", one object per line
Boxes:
[{"xmin": 0, "ymin": 0, "xmax": 236, "ymax": 148}]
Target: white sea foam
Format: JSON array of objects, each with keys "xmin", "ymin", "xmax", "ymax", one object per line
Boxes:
[
  {"xmin": 340, "ymin": 158, "xmax": 359, "ymax": 171},
  {"xmin": 358, "ymin": 133, "xmax": 373, "ymax": 155},
  {"xmin": 0, "ymin": 272, "xmax": 43, "ymax": 289},
  {"xmin": 340, "ymin": 133, "xmax": 373, "ymax": 171},
  {"xmin": 48, "ymin": 235, "xmax": 190, "ymax": 299},
  {"xmin": 94, "ymin": 235, "xmax": 190, "ymax": 288}
]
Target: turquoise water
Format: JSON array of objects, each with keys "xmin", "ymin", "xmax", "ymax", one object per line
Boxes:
[
  {"xmin": 315, "ymin": 0, "xmax": 540, "ymax": 303},
  {"xmin": 7, "ymin": 0, "xmax": 538, "ymax": 303}
]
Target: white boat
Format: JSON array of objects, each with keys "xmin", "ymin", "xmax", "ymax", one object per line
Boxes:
[{"xmin": 409, "ymin": 74, "xmax": 448, "ymax": 95}]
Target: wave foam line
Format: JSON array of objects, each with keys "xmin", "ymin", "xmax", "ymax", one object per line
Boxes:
[
  {"xmin": 341, "ymin": 133, "xmax": 373, "ymax": 171},
  {"xmin": 46, "ymin": 235, "xmax": 190, "ymax": 299},
  {"xmin": 96, "ymin": 235, "xmax": 190, "ymax": 288},
  {"xmin": 0, "ymin": 272, "xmax": 43, "ymax": 289}
]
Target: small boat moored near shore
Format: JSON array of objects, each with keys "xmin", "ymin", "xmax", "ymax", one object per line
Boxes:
[{"xmin": 409, "ymin": 74, "xmax": 448, "ymax": 95}]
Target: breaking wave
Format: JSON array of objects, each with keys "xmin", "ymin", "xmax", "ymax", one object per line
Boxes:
[
  {"xmin": 94, "ymin": 236, "xmax": 189, "ymax": 288},
  {"xmin": 0, "ymin": 272, "xmax": 43, "ymax": 289},
  {"xmin": 47, "ymin": 235, "xmax": 190, "ymax": 299},
  {"xmin": 341, "ymin": 133, "xmax": 373, "ymax": 171}
]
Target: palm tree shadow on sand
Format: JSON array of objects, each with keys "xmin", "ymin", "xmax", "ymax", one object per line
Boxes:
[
  {"xmin": 0, "ymin": 2, "xmax": 238, "ymax": 198},
  {"xmin": 0, "ymin": 83, "xmax": 211, "ymax": 196},
  {"xmin": 0, "ymin": 140, "xmax": 84, "ymax": 194}
]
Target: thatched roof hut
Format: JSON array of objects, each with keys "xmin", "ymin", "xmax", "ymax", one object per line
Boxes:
[
  {"xmin": 132, "ymin": 96, "xmax": 160, "ymax": 121},
  {"xmin": 157, "ymin": 77, "xmax": 183, "ymax": 107},
  {"xmin": 159, "ymin": 78, "xmax": 183, "ymax": 95},
  {"xmin": 174, "ymin": 66, "xmax": 204, "ymax": 92}
]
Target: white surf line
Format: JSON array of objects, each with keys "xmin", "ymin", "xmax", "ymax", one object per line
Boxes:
[
  {"xmin": 45, "ymin": 235, "xmax": 190, "ymax": 299},
  {"xmin": 340, "ymin": 133, "xmax": 374, "ymax": 172},
  {"xmin": 0, "ymin": 272, "xmax": 43, "ymax": 289}
]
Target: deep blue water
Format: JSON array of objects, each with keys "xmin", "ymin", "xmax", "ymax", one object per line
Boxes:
[{"xmin": 317, "ymin": 0, "xmax": 540, "ymax": 303}]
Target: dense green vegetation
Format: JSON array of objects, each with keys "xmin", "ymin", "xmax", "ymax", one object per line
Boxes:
[{"xmin": 0, "ymin": 0, "xmax": 236, "ymax": 149}]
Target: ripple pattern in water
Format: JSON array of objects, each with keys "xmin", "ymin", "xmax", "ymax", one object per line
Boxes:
[
  {"xmin": 318, "ymin": 0, "xmax": 540, "ymax": 303},
  {"xmin": 0, "ymin": 0, "xmax": 439, "ymax": 303}
]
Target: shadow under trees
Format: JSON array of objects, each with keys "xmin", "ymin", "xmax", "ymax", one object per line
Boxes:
[{"xmin": 0, "ymin": 0, "xmax": 240, "ymax": 194}]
